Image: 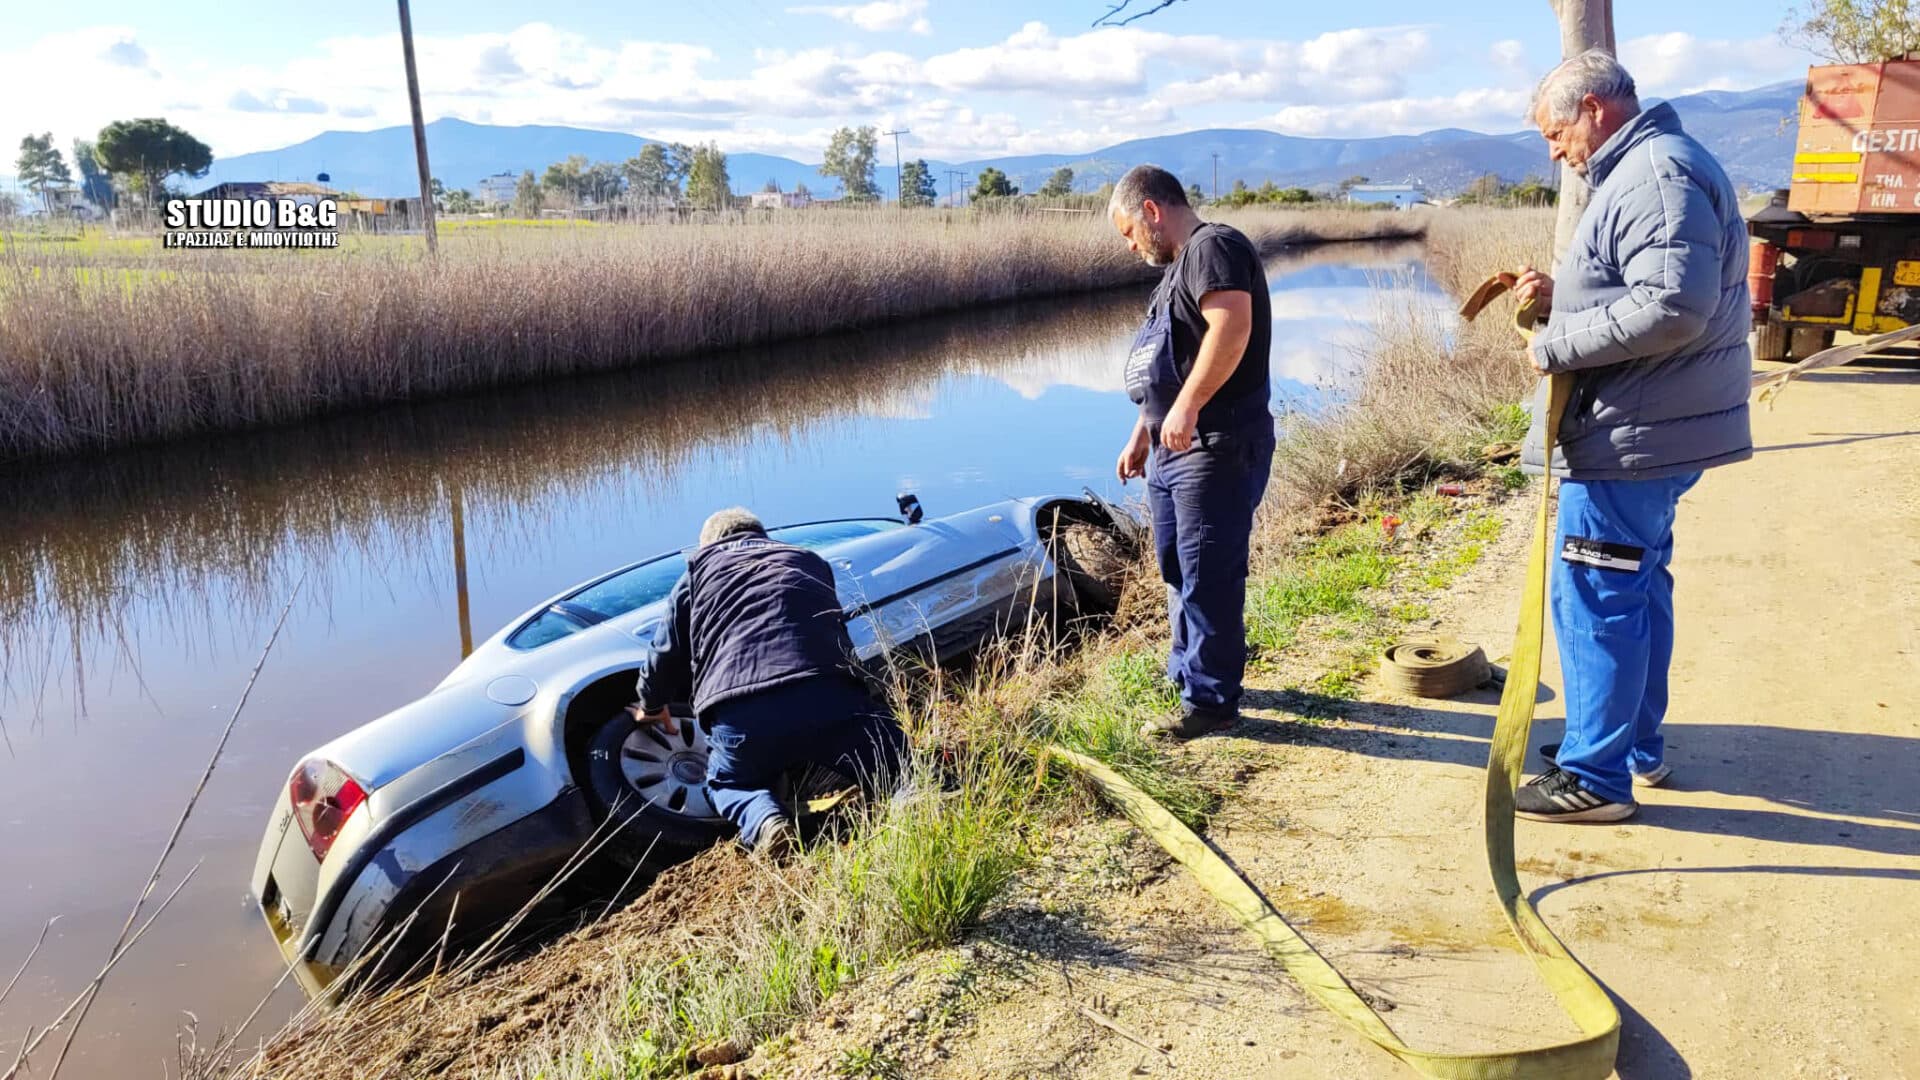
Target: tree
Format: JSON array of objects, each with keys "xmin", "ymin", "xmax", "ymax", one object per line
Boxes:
[
  {"xmin": 1038, "ymin": 166, "xmax": 1075, "ymax": 198},
  {"xmin": 899, "ymin": 159, "xmax": 937, "ymax": 208},
  {"xmin": 820, "ymin": 126, "xmax": 879, "ymax": 201},
  {"xmin": 513, "ymin": 169, "xmax": 543, "ymax": 217},
  {"xmin": 1185, "ymin": 182, "xmax": 1205, "ymax": 206},
  {"xmin": 72, "ymin": 139, "xmax": 115, "ymax": 209},
  {"xmin": 685, "ymin": 143, "xmax": 731, "ymax": 211},
  {"xmin": 0, "ymin": 192, "xmax": 17, "ymax": 220},
  {"xmin": 1337, "ymin": 174, "xmax": 1370, "ymax": 197},
  {"xmin": 973, "ymin": 167, "xmax": 1018, "ymax": 199},
  {"xmin": 542, "ymin": 154, "xmax": 589, "ymax": 205},
  {"xmin": 1458, "ymin": 172, "xmax": 1507, "ymax": 205},
  {"xmin": 794, "ymin": 181, "xmax": 812, "ymax": 199},
  {"xmin": 1783, "ymin": 0, "xmax": 1919, "ymax": 62},
  {"xmin": 16, "ymin": 133, "xmax": 72, "ymax": 214},
  {"xmin": 445, "ymin": 189, "xmax": 476, "ymax": 214},
  {"xmin": 583, "ymin": 161, "xmax": 623, "ymax": 205},
  {"xmin": 763, "ymin": 177, "xmax": 782, "ymax": 193},
  {"xmin": 94, "ymin": 118, "xmax": 213, "ymax": 207},
  {"xmin": 623, "ymin": 144, "xmax": 679, "ymax": 205}
]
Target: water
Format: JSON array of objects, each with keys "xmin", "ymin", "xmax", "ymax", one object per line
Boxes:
[{"xmin": 0, "ymin": 240, "xmax": 1443, "ymax": 1076}]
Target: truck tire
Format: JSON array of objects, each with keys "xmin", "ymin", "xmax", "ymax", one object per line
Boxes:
[
  {"xmin": 1789, "ymin": 326, "xmax": 1834, "ymax": 360},
  {"xmin": 1752, "ymin": 316, "xmax": 1788, "ymax": 363}
]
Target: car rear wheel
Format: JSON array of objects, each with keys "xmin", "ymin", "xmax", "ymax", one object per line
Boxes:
[{"xmin": 583, "ymin": 709, "xmax": 733, "ymax": 865}]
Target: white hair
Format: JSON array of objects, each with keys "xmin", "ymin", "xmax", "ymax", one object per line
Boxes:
[
  {"xmin": 1530, "ymin": 49, "xmax": 1640, "ymax": 124},
  {"xmin": 699, "ymin": 506, "xmax": 763, "ymax": 546}
]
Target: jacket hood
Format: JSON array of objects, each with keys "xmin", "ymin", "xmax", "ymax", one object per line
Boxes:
[{"xmin": 1585, "ymin": 101, "xmax": 1682, "ymax": 188}]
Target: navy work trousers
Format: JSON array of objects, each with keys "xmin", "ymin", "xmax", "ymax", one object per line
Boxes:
[
  {"xmin": 1146, "ymin": 422, "xmax": 1275, "ymax": 712},
  {"xmin": 701, "ymin": 674, "xmax": 906, "ymax": 848},
  {"xmin": 1552, "ymin": 473, "xmax": 1701, "ymax": 802}
]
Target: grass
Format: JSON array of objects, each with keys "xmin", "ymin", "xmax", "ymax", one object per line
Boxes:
[{"xmin": 0, "ymin": 206, "xmax": 1420, "ymax": 464}]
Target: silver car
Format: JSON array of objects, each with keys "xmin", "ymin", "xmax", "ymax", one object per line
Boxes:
[{"xmin": 250, "ymin": 493, "xmax": 1135, "ymax": 994}]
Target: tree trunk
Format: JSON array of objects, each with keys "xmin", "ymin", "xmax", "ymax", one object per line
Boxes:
[{"xmin": 1549, "ymin": 0, "xmax": 1615, "ymax": 264}]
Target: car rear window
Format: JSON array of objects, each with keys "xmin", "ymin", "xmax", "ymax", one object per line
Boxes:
[{"xmin": 507, "ymin": 518, "xmax": 904, "ymax": 649}]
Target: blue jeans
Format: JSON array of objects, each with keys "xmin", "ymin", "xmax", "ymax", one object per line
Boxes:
[
  {"xmin": 1146, "ymin": 423, "xmax": 1275, "ymax": 712},
  {"xmin": 703, "ymin": 675, "xmax": 906, "ymax": 848},
  {"xmin": 1551, "ymin": 473, "xmax": 1701, "ymax": 803}
]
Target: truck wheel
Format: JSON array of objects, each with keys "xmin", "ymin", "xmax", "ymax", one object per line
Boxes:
[
  {"xmin": 1789, "ymin": 327, "xmax": 1834, "ymax": 360},
  {"xmin": 1752, "ymin": 316, "xmax": 1788, "ymax": 363},
  {"xmin": 583, "ymin": 709, "xmax": 732, "ymax": 867}
]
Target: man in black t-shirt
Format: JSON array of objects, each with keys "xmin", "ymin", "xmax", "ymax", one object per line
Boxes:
[{"xmin": 1110, "ymin": 165, "xmax": 1274, "ymax": 739}]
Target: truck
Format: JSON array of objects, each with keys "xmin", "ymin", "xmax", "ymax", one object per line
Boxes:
[{"xmin": 1747, "ymin": 55, "xmax": 1920, "ymax": 362}]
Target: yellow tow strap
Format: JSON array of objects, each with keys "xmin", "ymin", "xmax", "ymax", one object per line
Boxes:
[{"xmin": 1044, "ymin": 276, "xmax": 1619, "ymax": 1077}]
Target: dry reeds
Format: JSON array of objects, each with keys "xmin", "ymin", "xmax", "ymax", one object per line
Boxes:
[
  {"xmin": 1265, "ymin": 208, "xmax": 1553, "ymax": 513},
  {"xmin": 0, "ymin": 208, "xmax": 1420, "ymax": 464}
]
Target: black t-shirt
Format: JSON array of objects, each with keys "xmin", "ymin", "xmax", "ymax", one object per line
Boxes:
[{"xmin": 1150, "ymin": 222, "xmax": 1271, "ymax": 431}]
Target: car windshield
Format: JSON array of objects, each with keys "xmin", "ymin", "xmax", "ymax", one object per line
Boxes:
[{"xmin": 507, "ymin": 518, "xmax": 905, "ymax": 649}]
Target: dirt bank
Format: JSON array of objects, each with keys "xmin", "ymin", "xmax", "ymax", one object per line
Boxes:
[{"xmin": 815, "ymin": 357, "xmax": 1920, "ymax": 1078}]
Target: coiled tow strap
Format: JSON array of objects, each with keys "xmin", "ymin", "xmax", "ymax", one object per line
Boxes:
[{"xmin": 1044, "ymin": 276, "xmax": 1619, "ymax": 1077}]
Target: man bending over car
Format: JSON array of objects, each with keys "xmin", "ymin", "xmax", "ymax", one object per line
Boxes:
[{"xmin": 631, "ymin": 507, "xmax": 906, "ymax": 855}]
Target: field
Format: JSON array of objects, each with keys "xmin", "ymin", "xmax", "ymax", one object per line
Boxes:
[{"xmin": 0, "ymin": 207, "xmax": 1420, "ymax": 464}]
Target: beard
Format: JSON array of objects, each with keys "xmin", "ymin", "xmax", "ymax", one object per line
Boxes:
[{"xmin": 1139, "ymin": 223, "xmax": 1175, "ymax": 266}]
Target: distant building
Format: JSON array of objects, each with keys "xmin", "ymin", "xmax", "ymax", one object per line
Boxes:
[
  {"xmin": 476, "ymin": 172, "xmax": 519, "ymax": 206},
  {"xmin": 750, "ymin": 190, "xmax": 813, "ymax": 210},
  {"xmin": 195, "ymin": 180, "xmax": 342, "ymax": 207},
  {"xmin": 1346, "ymin": 183, "xmax": 1428, "ymax": 209},
  {"xmin": 1347, "ymin": 183, "xmax": 1428, "ymax": 207}
]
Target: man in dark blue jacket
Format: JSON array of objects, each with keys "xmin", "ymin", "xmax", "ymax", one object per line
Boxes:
[{"xmin": 631, "ymin": 507, "xmax": 905, "ymax": 853}]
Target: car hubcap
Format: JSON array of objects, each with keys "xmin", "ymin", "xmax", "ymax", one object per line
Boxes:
[{"xmin": 619, "ymin": 716, "xmax": 721, "ymax": 820}]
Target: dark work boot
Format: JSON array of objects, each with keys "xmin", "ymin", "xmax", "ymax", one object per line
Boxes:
[{"xmin": 1141, "ymin": 705, "xmax": 1239, "ymax": 740}]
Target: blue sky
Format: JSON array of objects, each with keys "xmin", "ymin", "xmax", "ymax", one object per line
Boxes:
[{"xmin": 1, "ymin": 1, "xmax": 1823, "ymax": 164}]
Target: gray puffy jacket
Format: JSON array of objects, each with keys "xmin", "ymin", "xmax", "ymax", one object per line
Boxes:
[{"xmin": 1521, "ymin": 102, "xmax": 1753, "ymax": 480}]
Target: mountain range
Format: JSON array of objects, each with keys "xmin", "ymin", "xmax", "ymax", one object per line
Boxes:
[{"xmin": 181, "ymin": 80, "xmax": 1806, "ymax": 201}]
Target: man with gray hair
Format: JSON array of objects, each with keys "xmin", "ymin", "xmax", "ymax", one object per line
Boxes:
[
  {"xmin": 1109, "ymin": 164, "xmax": 1274, "ymax": 738},
  {"xmin": 1510, "ymin": 49, "xmax": 1752, "ymax": 822},
  {"xmin": 632, "ymin": 507, "xmax": 904, "ymax": 854}
]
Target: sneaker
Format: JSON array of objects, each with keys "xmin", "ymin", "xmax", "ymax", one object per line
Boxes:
[
  {"xmin": 1514, "ymin": 768, "xmax": 1637, "ymax": 823},
  {"xmin": 1140, "ymin": 706, "xmax": 1239, "ymax": 740},
  {"xmin": 1538, "ymin": 743, "xmax": 1673, "ymax": 788},
  {"xmin": 750, "ymin": 814, "xmax": 798, "ymax": 859}
]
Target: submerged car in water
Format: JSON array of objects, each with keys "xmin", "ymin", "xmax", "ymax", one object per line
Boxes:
[{"xmin": 250, "ymin": 492, "xmax": 1136, "ymax": 994}]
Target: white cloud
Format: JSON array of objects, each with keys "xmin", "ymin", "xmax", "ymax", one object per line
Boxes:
[
  {"xmin": 788, "ymin": 0, "xmax": 930, "ymax": 35},
  {"xmin": 1489, "ymin": 38, "xmax": 1530, "ymax": 77},
  {"xmin": 1619, "ymin": 33, "xmax": 1815, "ymax": 97},
  {"xmin": 1262, "ymin": 86, "xmax": 1533, "ymax": 137}
]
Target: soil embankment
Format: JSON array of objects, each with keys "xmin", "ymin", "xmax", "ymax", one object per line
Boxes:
[{"xmin": 889, "ymin": 358, "xmax": 1920, "ymax": 1077}]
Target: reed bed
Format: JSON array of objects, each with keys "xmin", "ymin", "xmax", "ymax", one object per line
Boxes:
[{"xmin": 0, "ymin": 208, "xmax": 1419, "ymax": 464}]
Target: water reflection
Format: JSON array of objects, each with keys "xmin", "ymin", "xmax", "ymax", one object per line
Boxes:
[{"xmin": 0, "ymin": 238, "xmax": 1437, "ymax": 1077}]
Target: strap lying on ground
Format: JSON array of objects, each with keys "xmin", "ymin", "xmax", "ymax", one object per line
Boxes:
[
  {"xmin": 1751, "ymin": 322, "xmax": 1920, "ymax": 407},
  {"xmin": 1379, "ymin": 639, "xmax": 1493, "ymax": 699},
  {"xmin": 1042, "ymin": 275, "xmax": 1619, "ymax": 1078}
]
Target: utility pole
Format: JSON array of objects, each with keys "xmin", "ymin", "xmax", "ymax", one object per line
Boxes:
[
  {"xmin": 883, "ymin": 128, "xmax": 910, "ymax": 206},
  {"xmin": 946, "ymin": 168, "xmax": 965, "ymax": 209},
  {"xmin": 1211, "ymin": 152, "xmax": 1220, "ymax": 201},
  {"xmin": 397, "ymin": 0, "xmax": 438, "ymax": 255},
  {"xmin": 1548, "ymin": 0, "xmax": 1614, "ymax": 262}
]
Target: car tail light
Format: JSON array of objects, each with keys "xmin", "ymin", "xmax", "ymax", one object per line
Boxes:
[{"xmin": 289, "ymin": 758, "xmax": 367, "ymax": 863}]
